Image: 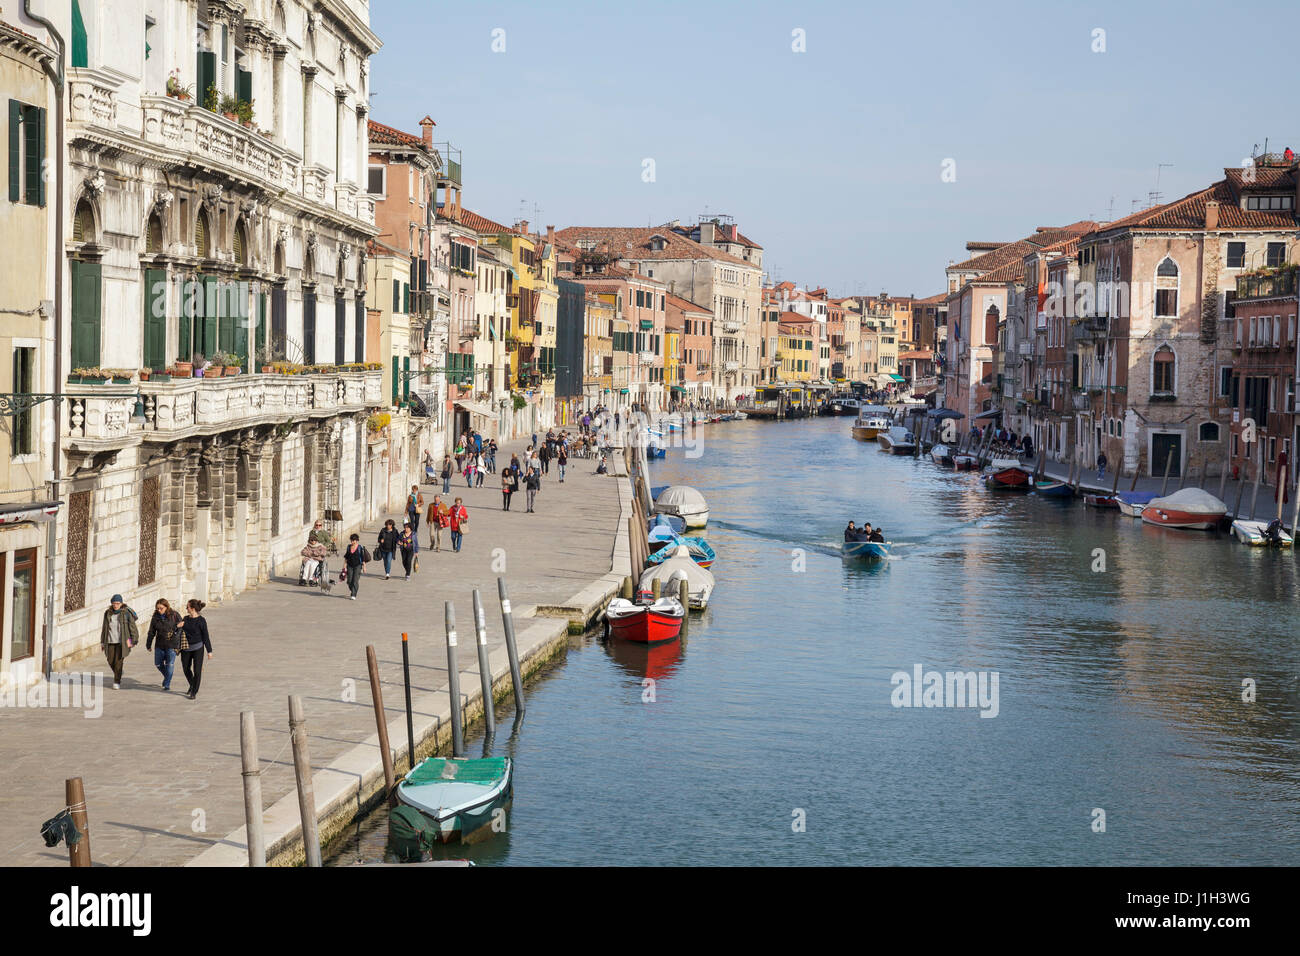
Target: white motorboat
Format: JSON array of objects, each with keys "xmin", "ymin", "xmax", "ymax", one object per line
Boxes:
[
  {"xmin": 654, "ymin": 485, "xmax": 709, "ymax": 528},
  {"xmin": 1230, "ymin": 519, "xmax": 1294, "ymax": 546},
  {"xmin": 876, "ymin": 425, "xmax": 916, "ymax": 455},
  {"xmin": 639, "ymin": 545, "xmax": 715, "ymax": 609}
]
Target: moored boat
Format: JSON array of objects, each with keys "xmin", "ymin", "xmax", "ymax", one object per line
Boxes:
[
  {"xmin": 1230, "ymin": 519, "xmax": 1295, "ymax": 547},
  {"xmin": 850, "ymin": 405, "xmax": 890, "ymax": 441},
  {"xmin": 930, "ymin": 443, "xmax": 955, "ymax": 467},
  {"xmin": 1140, "ymin": 488, "xmax": 1228, "ymax": 530},
  {"xmin": 1082, "ymin": 493, "xmax": 1119, "ymax": 509},
  {"xmin": 639, "ymin": 545, "xmax": 715, "ymax": 609},
  {"xmin": 982, "ymin": 458, "xmax": 1032, "ymax": 489},
  {"xmin": 877, "ymin": 425, "xmax": 916, "ymax": 455},
  {"xmin": 1033, "ymin": 478, "xmax": 1074, "ymax": 499},
  {"xmin": 654, "ymin": 485, "xmax": 709, "ymax": 528},
  {"xmin": 604, "ymin": 597, "xmax": 685, "ymax": 643},
  {"xmin": 953, "ymin": 454, "xmax": 978, "ymax": 471},
  {"xmin": 396, "ymin": 757, "xmax": 513, "ymax": 844},
  {"xmin": 645, "ymin": 535, "xmax": 715, "ymax": 568},
  {"xmin": 1116, "ymin": 490, "xmax": 1158, "ymax": 517},
  {"xmin": 843, "ymin": 539, "xmax": 890, "ymax": 560}
]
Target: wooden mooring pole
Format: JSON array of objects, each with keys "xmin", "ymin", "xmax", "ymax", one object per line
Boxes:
[
  {"xmin": 287, "ymin": 695, "xmax": 322, "ymax": 867},
  {"xmin": 472, "ymin": 589, "xmax": 496, "ymax": 740},
  {"xmin": 365, "ymin": 645, "xmax": 397, "ymax": 807},
  {"xmin": 400, "ymin": 633, "xmax": 415, "ymax": 773},
  {"xmin": 65, "ymin": 777, "xmax": 91, "ymax": 868},
  {"xmin": 444, "ymin": 602, "xmax": 464, "ymax": 758},
  {"xmin": 239, "ymin": 711, "xmax": 266, "ymax": 866},
  {"xmin": 497, "ymin": 577, "xmax": 526, "ymax": 716},
  {"xmin": 1159, "ymin": 448, "xmax": 1176, "ymax": 496}
]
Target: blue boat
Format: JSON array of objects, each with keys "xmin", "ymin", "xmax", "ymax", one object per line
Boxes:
[
  {"xmin": 1033, "ymin": 479, "xmax": 1074, "ymax": 499},
  {"xmin": 646, "ymin": 535, "xmax": 715, "ymax": 568},
  {"xmin": 647, "ymin": 522, "xmax": 681, "ymax": 552},
  {"xmin": 843, "ymin": 540, "xmax": 890, "ymax": 560},
  {"xmin": 647, "ymin": 444, "xmax": 666, "ymax": 459},
  {"xmin": 1116, "ymin": 490, "xmax": 1159, "ymax": 517}
]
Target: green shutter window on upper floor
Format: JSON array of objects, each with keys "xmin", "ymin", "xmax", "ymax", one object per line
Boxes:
[
  {"xmin": 71, "ymin": 0, "xmax": 89, "ymax": 68},
  {"xmin": 392, "ymin": 278, "xmax": 400, "ymax": 313},
  {"xmin": 8, "ymin": 101, "xmax": 20, "ymax": 203}
]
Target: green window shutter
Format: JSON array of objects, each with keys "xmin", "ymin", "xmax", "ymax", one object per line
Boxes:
[
  {"xmin": 198, "ymin": 51, "xmax": 216, "ymax": 107},
  {"xmin": 203, "ymin": 276, "xmax": 218, "ymax": 357},
  {"xmin": 237, "ymin": 69, "xmax": 252, "ymax": 104},
  {"xmin": 403, "ymin": 282, "xmax": 410, "ymax": 313},
  {"xmin": 391, "ymin": 356, "xmax": 399, "ymax": 404},
  {"xmin": 403, "ymin": 356, "xmax": 410, "ymax": 399},
  {"xmin": 71, "ymin": 0, "xmax": 89, "ymax": 68},
  {"xmin": 178, "ymin": 278, "xmax": 192, "ymax": 360},
  {"xmin": 257, "ymin": 293, "xmax": 267, "ymax": 357},
  {"xmin": 143, "ymin": 268, "xmax": 167, "ymax": 369},
  {"xmin": 69, "ymin": 260, "xmax": 102, "ymax": 369},
  {"xmin": 8, "ymin": 101, "xmax": 20, "ymax": 203},
  {"xmin": 392, "ymin": 278, "xmax": 399, "ymax": 313}
]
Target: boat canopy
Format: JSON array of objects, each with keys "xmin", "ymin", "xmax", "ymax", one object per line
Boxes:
[
  {"xmin": 405, "ymin": 757, "xmax": 508, "ymax": 787},
  {"xmin": 655, "ymin": 485, "xmax": 708, "ymax": 514},
  {"xmin": 1147, "ymin": 488, "xmax": 1227, "ymax": 514}
]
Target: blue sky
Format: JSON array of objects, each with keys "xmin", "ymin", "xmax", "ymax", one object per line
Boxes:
[{"xmin": 370, "ymin": 0, "xmax": 1300, "ymax": 295}]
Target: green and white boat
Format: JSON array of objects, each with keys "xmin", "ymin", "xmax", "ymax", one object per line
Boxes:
[{"xmin": 396, "ymin": 757, "xmax": 513, "ymax": 844}]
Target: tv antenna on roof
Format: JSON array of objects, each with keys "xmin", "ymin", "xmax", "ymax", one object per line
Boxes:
[{"xmin": 1149, "ymin": 163, "xmax": 1173, "ymax": 206}]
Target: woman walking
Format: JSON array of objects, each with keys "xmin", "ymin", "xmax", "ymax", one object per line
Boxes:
[
  {"xmin": 464, "ymin": 453, "xmax": 476, "ymax": 488},
  {"xmin": 343, "ymin": 533, "xmax": 369, "ymax": 600},
  {"xmin": 525, "ymin": 466, "xmax": 541, "ymax": 513},
  {"xmin": 146, "ymin": 598, "xmax": 183, "ymax": 692},
  {"xmin": 376, "ymin": 518, "xmax": 399, "ymax": 580},
  {"xmin": 176, "ymin": 599, "xmax": 212, "ymax": 700},
  {"xmin": 475, "ymin": 451, "xmax": 487, "ymax": 487},
  {"xmin": 441, "ymin": 454, "xmax": 453, "ymax": 495},
  {"xmin": 502, "ymin": 467, "xmax": 517, "ymax": 511},
  {"xmin": 398, "ymin": 520, "xmax": 415, "ymax": 581},
  {"xmin": 558, "ymin": 444, "xmax": 568, "ymax": 483},
  {"xmin": 448, "ymin": 498, "xmax": 468, "ymax": 551}
]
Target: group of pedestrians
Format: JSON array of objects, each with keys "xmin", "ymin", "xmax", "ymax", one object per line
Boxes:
[{"xmin": 100, "ymin": 593, "xmax": 213, "ymax": 698}]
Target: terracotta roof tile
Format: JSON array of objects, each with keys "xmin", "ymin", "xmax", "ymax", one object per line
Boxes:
[
  {"xmin": 1091, "ymin": 177, "xmax": 1296, "ymax": 234},
  {"xmin": 438, "ymin": 206, "xmax": 512, "ymax": 234},
  {"xmin": 555, "ymin": 226, "xmax": 754, "ymax": 267},
  {"xmin": 368, "ymin": 119, "xmax": 428, "ymax": 149},
  {"xmin": 666, "ymin": 292, "xmax": 712, "ymax": 314}
]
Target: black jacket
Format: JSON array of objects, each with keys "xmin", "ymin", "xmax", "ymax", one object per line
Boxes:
[
  {"xmin": 376, "ymin": 527, "xmax": 399, "ymax": 554},
  {"xmin": 178, "ymin": 615, "xmax": 212, "ymax": 654},
  {"xmin": 344, "ymin": 543, "xmax": 368, "ymax": 567},
  {"xmin": 146, "ymin": 610, "xmax": 182, "ymax": 651}
]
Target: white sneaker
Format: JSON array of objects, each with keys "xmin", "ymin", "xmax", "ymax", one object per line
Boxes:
[
  {"xmin": 385, "ymin": 573, "xmax": 390, "ymax": 580},
  {"xmin": 350, "ymin": 595, "xmax": 356, "ymax": 600},
  {"xmin": 113, "ymin": 682, "xmax": 121, "ymax": 689}
]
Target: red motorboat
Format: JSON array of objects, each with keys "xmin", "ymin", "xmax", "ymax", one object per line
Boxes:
[
  {"xmin": 1140, "ymin": 488, "xmax": 1228, "ymax": 531},
  {"xmin": 982, "ymin": 458, "xmax": 1032, "ymax": 489},
  {"xmin": 1082, "ymin": 493, "xmax": 1119, "ymax": 509},
  {"xmin": 604, "ymin": 597, "xmax": 685, "ymax": 644}
]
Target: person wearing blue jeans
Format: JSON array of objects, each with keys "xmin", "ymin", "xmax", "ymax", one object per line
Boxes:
[
  {"xmin": 441, "ymin": 454, "xmax": 452, "ymax": 494},
  {"xmin": 145, "ymin": 599, "xmax": 182, "ymax": 691},
  {"xmin": 376, "ymin": 519, "xmax": 398, "ymax": 579}
]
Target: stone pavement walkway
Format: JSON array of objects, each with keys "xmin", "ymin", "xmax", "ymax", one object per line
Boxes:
[{"xmin": 0, "ymin": 439, "xmax": 624, "ymax": 866}]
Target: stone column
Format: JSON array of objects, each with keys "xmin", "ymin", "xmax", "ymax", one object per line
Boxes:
[
  {"xmin": 301, "ymin": 66, "xmax": 318, "ymax": 166},
  {"xmin": 334, "ymin": 86, "xmax": 348, "ymax": 189},
  {"xmin": 271, "ymin": 43, "xmax": 287, "ymax": 148},
  {"xmin": 356, "ymin": 104, "xmax": 368, "ymax": 194}
]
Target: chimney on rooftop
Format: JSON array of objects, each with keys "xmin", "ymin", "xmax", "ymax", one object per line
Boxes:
[
  {"xmin": 546, "ymin": 225, "xmax": 554, "ymax": 244},
  {"xmin": 418, "ymin": 115, "xmax": 434, "ymax": 148},
  {"xmin": 1204, "ymin": 199, "xmax": 1219, "ymax": 231},
  {"xmin": 517, "ymin": 219, "xmax": 529, "ymax": 235}
]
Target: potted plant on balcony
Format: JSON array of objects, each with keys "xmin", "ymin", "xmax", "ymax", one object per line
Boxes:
[
  {"xmin": 236, "ymin": 98, "xmax": 255, "ymax": 129},
  {"xmin": 166, "ymin": 70, "xmax": 193, "ymax": 102},
  {"xmin": 139, "ymin": 367, "xmax": 152, "ymax": 382},
  {"xmin": 152, "ymin": 368, "xmax": 173, "ymax": 382},
  {"xmin": 203, "ymin": 83, "xmax": 219, "ymax": 113},
  {"xmin": 219, "ymin": 93, "xmax": 240, "ymax": 123},
  {"xmin": 203, "ymin": 353, "xmax": 226, "ymax": 378},
  {"xmin": 75, "ymin": 367, "xmax": 108, "ymax": 384},
  {"xmin": 223, "ymin": 352, "xmax": 242, "ymax": 376},
  {"xmin": 173, "ymin": 359, "xmax": 194, "ymax": 378},
  {"xmin": 107, "ymin": 369, "xmax": 133, "ymax": 384}
]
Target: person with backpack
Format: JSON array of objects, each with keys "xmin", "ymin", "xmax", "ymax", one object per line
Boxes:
[
  {"xmin": 100, "ymin": 594, "xmax": 139, "ymax": 689},
  {"xmin": 146, "ymin": 598, "xmax": 183, "ymax": 691},
  {"xmin": 176, "ymin": 599, "xmax": 212, "ymax": 700},
  {"xmin": 448, "ymin": 498, "xmax": 468, "ymax": 552},
  {"xmin": 398, "ymin": 520, "xmax": 416, "ymax": 581},
  {"xmin": 343, "ymin": 533, "xmax": 370, "ymax": 599},
  {"xmin": 441, "ymin": 454, "xmax": 453, "ymax": 494},
  {"xmin": 376, "ymin": 519, "xmax": 399, "ymax": 579}
]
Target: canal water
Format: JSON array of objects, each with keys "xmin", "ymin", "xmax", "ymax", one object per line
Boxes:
[{"xmin": 329, "ymin": 416, "xmax": 1300, "ymax": 866}]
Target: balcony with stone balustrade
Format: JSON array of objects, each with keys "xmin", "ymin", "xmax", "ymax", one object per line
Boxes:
[
  {"xmin": 64, "ymin": 370, "xmax": 383, "ymax": 447},
  {"xmin": 66, "ymin": 71, "xmax": 374, "ymax": 228}
]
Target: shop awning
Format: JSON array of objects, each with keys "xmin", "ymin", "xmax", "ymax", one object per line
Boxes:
[
  {"xmin": 619, "ymin": 388, "xmax": 629, "ymax": 394},
  {"xmin": 0, "ymin": 500, "xmax": 60, "ymax": 525},
  {"xmin": 888, "ymin": 373, "xmax": 906, "ymax": 382},
  {"xmin": 454, "ymin": 400, "xmax": 497, "ymax": 418},
  {"xmin": 973, "ymin": 408, "xmax": 1002, "ymax": 420},
  {"xmin": 670, "ymin": 385, "xmax": 686, "ymax": 394}
]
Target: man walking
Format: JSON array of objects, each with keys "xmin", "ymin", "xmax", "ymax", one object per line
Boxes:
[
  {"xmin": 448, "ymin": 497, "xmax": 469, "ymax": 552},
  {"xmin": 1096, "ymin": 451, "xmax": 1108, "ymax": 481},
  {"xmin": 441, "ymin": 454, "xmax": 453, "ymax": 495},
  {"xmin": 100, "ymin": 594, "xmax": 139, "ymax": 689},
  {"xmin": 427, "ymin": 494, "xmax": 448, "ymax": 550},
  {"xmin": 525, "ymin": 466, "xmax": 541, "ymax": 513}
]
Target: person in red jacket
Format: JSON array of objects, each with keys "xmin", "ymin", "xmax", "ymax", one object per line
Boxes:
[{"xmin": 448, "ymin": 498, "xmax": 468, "ymax": 552}]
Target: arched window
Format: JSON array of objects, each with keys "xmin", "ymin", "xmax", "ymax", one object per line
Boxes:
[
  {"xmin": 1152, "ymin": 345, "xmax": 1175, "ymax": 395},
  {"xmin": 1155, "ymin": 257, "xmax": 1179, "ymax": 318},
  {"xmin": 234, "ymin": 218, "xmax": 249, "ymax": 266},
  {"xmin": 145, "ymin": 211, "xmax": 163, "ymax": 253},
  {"xmin": 195, "ymin": 210, "xmax": 212, "ymax": 259},
  {"xmin": 274, "ymin": 241, "xmax": 285, "ymax": 275},
  {"xmin": 72, "ymin": 199, "xmax": 96, "ymax": 243},
  {"xmin": 1198, "ymin": 421, "xmax": 1220, "ymax": 442}
]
